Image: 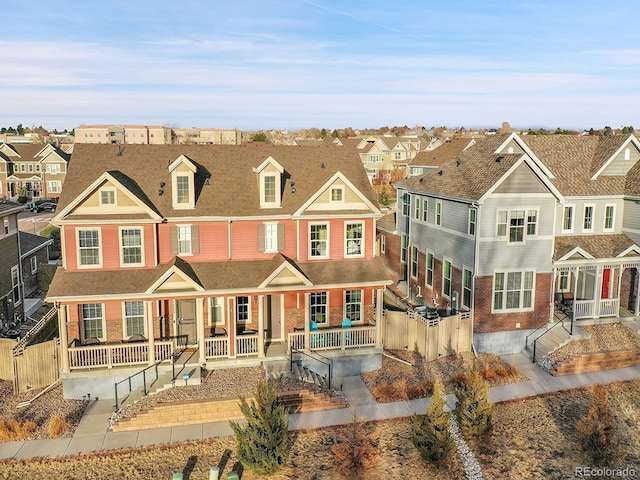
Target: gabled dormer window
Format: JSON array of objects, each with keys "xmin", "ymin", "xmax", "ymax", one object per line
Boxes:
[
  {"xmin": 254, "ymin": 156, "xmax": 284, "ymax": 208},
  {"xmin": 168, "ymin": 155, "xmax": 197, "ymax": 209}
]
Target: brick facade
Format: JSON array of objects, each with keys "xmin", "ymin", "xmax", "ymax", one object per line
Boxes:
[{"xmin": 473, "ymin": 273, "xmax": 552, "ymax": 333}]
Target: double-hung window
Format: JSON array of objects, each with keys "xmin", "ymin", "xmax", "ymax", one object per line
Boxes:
[
  {"xmin": 443, "ymin": 259, "xmax": 452, "ymax": 297},
  {"xmin": 400, "ymin": 234, "xmax": 407, "ymax": 263},
  {"xmin": 401, "ymin": 193, "xmax": 410, "ymax": 216},
  {"xmin": 236, "ymin": 296, "xmax": 250, "ymax": 324},
  {"xmin": 176, "ymin": 175, "xmax": 190, "ymax": 205},
  {"xmin": 527, "ymin": 210, "xmax": 537, "ymax": 236},
  {"xmin": 78, "ymin": 229, "xmax": 101, "ymax": 267},
  {"xmin": 177, "ymin": 225, "xmax": 192, "ymax": 255},
  {"xmin": 124, "ymin": 301, "xmax": 145, "ymax": 337},
  {"xmin": 435, "ymin": 201, "xmax": 442, "ymax": 226},
  {"xmin": 263, "ymin": 175, "xmax": 276, "ymax": 203},
  {"xmin": 411, "ymin": 246, "xmax": 418, "ymax": 278},
  {"xmin": 264, "ymin": 223, "xmax": 278, "ymax": 252},
  {"xmin": 209, "ymin": 297, "xmax": 224, "ymax": 325},
  {"xmin": 380, "ymin": 235, "xmax": 386, "ymax": 254},
  {"xmin": 493, "ymin": 271, "xmax": 534, "ymax": 311},
  {"xmin": 497, "ymin": 209, "xmax": 532, "ymax": 243},
  {"xmin": 345, "ymin": 290, "xmax": 362, "ymax": 323},
  {"xmin": 414, "ymin": 197, "xmax": 420, "ymax": 219},
  {"xmin": 81, "ymin": 303, "xmax": 104, "ymax": 340},
  {"xmin": 11, "ymin": 265, "xmax": 20, "ymax": 305},
  {"xmin": 121, "ymin": 228, "xmax": 143, "ymax": 265},
  {"xmin": 604, "ymin": 204, "xmax": 615, "ymax": 231},
  {"xmin": 462, "ymin": 269, "xmax": 472, "ymax": 309},
  {"xmin": 425, "ymin": 252, "xmax": 434, "ymax": 287},
  {"xmin": 468, "ymin": 209, "xmax": 476, "ymax": 235},
  {"xmin": 583, "ymin": 205, "xmax": 594, "ymax": 232},
  {"xmin": 310, "ymin": 291, "xmax": 328, "ymax": 325},
  {"xmin": 310, "ymin": 224, "xmax": 328, "ymax": 258},
  {"xmin": 509, "ymin": 210, "xmax": 525, "ymax": 242},
  {"xmin": 345, "ymin": 222, "xmax": 363, "ymax": 257},
  {"xmin": 422, "ymin": 199, "xmax": 428, "ymax": 222},
  {"xmin": 562, "ymin": 206, "xmax": 574, "ymax": 232}
]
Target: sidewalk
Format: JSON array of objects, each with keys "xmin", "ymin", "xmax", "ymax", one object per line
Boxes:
[{"xmin": 1, "ymin": 353, "xmax": 639, "ymax": 461}]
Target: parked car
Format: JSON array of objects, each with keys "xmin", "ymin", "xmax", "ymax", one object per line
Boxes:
[{"xmin": 32, "ymin": 202, "xmax": 57, "ymax": 213}]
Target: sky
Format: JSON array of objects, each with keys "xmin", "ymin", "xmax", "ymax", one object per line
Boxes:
[{"xmin": 1, "ymin": 1, "xmax": 639, "ymax": 131}]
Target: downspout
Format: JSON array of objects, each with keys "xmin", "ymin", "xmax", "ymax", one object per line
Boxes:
[
  {"xmin": 471, "ymin": 200, "xmax": 480, "ymax": 356},
  {"xmin": 228, "ymin": 218, "xmax": 232, "ymax": 259}
]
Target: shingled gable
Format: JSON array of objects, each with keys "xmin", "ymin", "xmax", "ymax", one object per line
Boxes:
[
  {"xmin": 494, "ymin": 132, "xmax": 556, "ymax": 179},
  {"xmin": 554, "ymin": 234, "xmax": 640, "ymax": 261},
  {"xmin": 590, "ymin": 134, "xmax": 640, "ymax": 180},
  {"xmin": 53, "ymin": 170, "xmax": 163, "ymax": 221},
  {"xmin": 294, "ymin": 170, "xmax": 381, "ymax": 215},
  {"xmin": 146, "ymin": 257, "xmax": 205, "ymax": 293},
  {"xmin": 258, "ymin": 254, "xmax": 313, "ymax": 288}
]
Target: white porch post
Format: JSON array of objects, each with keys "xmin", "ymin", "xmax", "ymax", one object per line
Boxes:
[
  {"xmin": 258, "ymin": 295, "xmax": 265, "ymax": 358},
  {"xmin": 58, "ymin": 304, "xmax": 70, "ymax": 373},
  {"xmin": 146, "ymin": 300, "xmax": 155, "ymax": 365},
  {"xmin": 375, "ymin": 289, "xmax": 383, "ymax": 348},
  {"xmin": 594, "ymin": 265, "xmax": 603, "ymax": 319},
  {"xmin": 304, "ymin": 292, "xmax": 310, "ymax": 350},
  {"xmin": 616, "ymin": 266, "xmax": 623, "ymax": 315},
  {"xmin": 636, "ymin": 268, "xmax": 640, "ymax": 316},
  {"xmin": 196, "ymin": 297, "xmax": 205, "ymax": 364}
]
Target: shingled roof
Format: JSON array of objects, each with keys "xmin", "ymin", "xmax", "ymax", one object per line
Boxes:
[
  {"xmin": 554, "ymin": 234, "xmax": 640, "ymax": 261},
  {"xmin": 409, "ymin": 138, "xmax": 476, "ymax": 168},
  {"xmin": 59, "ymin": 144, "xmax": 378, "ymax": 218}
]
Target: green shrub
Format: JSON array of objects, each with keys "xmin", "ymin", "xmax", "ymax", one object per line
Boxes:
[
  {"xmin": 229, "ymin": 381, "xmax": 289, "ymax": 475},
  {"xmin": 454, "ymin": 361, "xmax": 494, "ymax": 439}
]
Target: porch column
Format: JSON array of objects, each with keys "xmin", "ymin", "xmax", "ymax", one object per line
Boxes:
[
  {"xmin": 257, "ymin": 295, "xmax": 265, "ymax": 358},
  {"xmin": 146, "ymin": 300, "xmax": 155, "ymax": 365},
  {"xmin": 594, "ymin": 265, "xmax": 603, "ymax": 318},
  {"xmin": 58, "ymin": 304, "xmax": 69, "ymax": 373},
  {"xmin": 229, "ymin": 297, "xmax": 236, "ymax": 358},
  {"xmin": 635, "ymin": 268, "xmax": 640, "ymax": 316},
  {"xmin": 196, "ymin": 297, "xmax": 205, "ymax": 364},
  {"xmin": 304, "ymin": 292, "xmax": 310, "ymax": 351},
  {"xmin": 375, "ymin": 289, "xmax": 384, "ymax": 348}
]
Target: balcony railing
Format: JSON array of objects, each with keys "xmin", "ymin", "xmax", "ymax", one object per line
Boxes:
[
  {"xmin": 287, "ymin": 326, "xmax": 376, "ymax": 352},
  {"xmin": 599, "ymin": 298, "xmax": 619, "ymax": 317},
  {"xmin": 204, "ymin": 337, "xmax": 229, "ymax": 359}
]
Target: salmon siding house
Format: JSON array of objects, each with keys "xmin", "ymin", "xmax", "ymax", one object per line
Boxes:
[{"xmin": 47, "ymin": 144, "xmax": 392, "ymax": 398}]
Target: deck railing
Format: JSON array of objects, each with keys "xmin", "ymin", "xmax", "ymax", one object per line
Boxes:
[
  {"xmin": 236, "ymin": 334, "xmax": 259, "ymax": 356},
  {"xmin": 599, "ymin": 298, "xmax": 619, "ymax": 317},
  {"xmin": 287, "ymin": 326, "xmax": 376, "ymax": 352},
  {"xmin": 204, "ymin": 337, "xmax": 229, "ymax": 359}
]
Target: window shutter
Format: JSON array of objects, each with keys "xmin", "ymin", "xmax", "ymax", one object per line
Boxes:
[
  {"xmin": 257, "ymin": 224, "xmax": 265, "ymax": 252},
  {"xmin": 170, "ymin": 226, "xmax": 178, "ymax": 254},
  {"xmin": 277, "ymin": 223, "xmax": 285, "ymax": 251},
  {"xmin": 191, "ymin": 225, "xmax": 200, "ymax": 254}
]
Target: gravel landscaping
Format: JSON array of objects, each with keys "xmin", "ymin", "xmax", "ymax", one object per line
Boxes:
[{"xmin": 551, "ymin": 323, "xmax": 640, "ymax": 362}]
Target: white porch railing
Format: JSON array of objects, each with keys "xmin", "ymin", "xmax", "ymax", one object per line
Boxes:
[
  {"xmin": 287, "ymin": 326, "xmax": 376, "ymax": 352},
  {"xmin": 236, "ymin": 335, "xmax": 259, "ymax": 356},
  {"xmin": 204, "ymin": 337, "xmax": 229, "ymax": 359},
  {"xmin": 599, "ymin": 298, "xmax": 619, "ymax": 317},
  {"xmin": 68, "ymin": 340, "xmax": 173, "ymax": 370},
  {"xmin": 574, "ymin": 300, "xmax": 594, "ymax": 319}
]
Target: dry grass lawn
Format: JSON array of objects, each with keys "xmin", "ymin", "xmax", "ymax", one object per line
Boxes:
[{"xmin": 2, "ymin": 380, "xmax": 639, "ymax": 479}]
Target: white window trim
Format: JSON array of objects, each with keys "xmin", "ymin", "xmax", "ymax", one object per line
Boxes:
[
  {"xmin": 209, "ymin": 297, "xmax": 225, "ymax": 326},
  {"xmin": 100, "ymin": 188, "xmax": 117, "ymax": 206},
  {"xmin": 414, "ymin": 195, "xmax": 420, "ymax": 219},
  {"xmin": 263, "ymin": 222, "xmax": 279, "ymax": 253},
  {"xmin": 462, "ymin": 267, "xmax": 473, "ymax": 310},
  {"xmin": 400, "ymin": 234, "xmax": 407, "ymax": 264},
  {"xmin": 401, "ymin": 192, "xmax": 410, "ymax": 216},
  {"xmin": 582, "ymin": 203, "xmax": 595, "ymax": 233},
  {"xmin": 422, "ymin": 198, "xmax": 428, "ymax": 223},
  {"xmin": 410, "ymin": 245, "xmax": 419, "ymax": 279},
  {"xmin": 468, "ymin": 208, "xmax": 477, "ymax": 236},
  {"xmin": 526, "ymin": 209, "xmax": 538, "ymax": 237},
  {"xmin": 492, "ymin": 269, "xmax": 536, "ymax": 313},
  {"xmin": 344, "ymin": 221, "xmax": 365, "ymax": 258},
  {"xmin": 435, "ymin": 200, "xmax": 442, "ymax": 226},
  {"xmin": 344, "ymin": 289, "xmax": 363, "ymax": 324},
  {"xmin": 330, "ymin": 186, "xmax": 345, "ymax": 203},
  {"xmin": 76, "ymin": 228, "xmax": 103, "ymax": 269},
  {"xmin": 81, "ymin": 303, "xmax": 106, "ymax": 342},
  {"xmin": 380, "ymin": 234, "xmax": 386, "ymax": 254},
  {"xmin": 11, "ymin": 265, "xmax": 21, "ymax": 306},
  {"xmin": 121, "ymin": 301, "xmax": 147, "ymax": 339},
  {"xmin": 172, "ymin": 172, "xmax": 195, "ymax": 209},
  {"xmin": 562, "ymin": 204, "xmax": 575, "ymax": 233},
  {"xmin": 30, "ymin": 256, "xmax": 37, "ymax": 274},
  {"xmin": 310, "ymin": 291, "xmax": 329, "ymax": 325},
  {"xmin": 603, "ymin": 203, "xmax": 616, "ymax": 232},
  {"xmin": 425, "ymin": 251, "xmax": 434, "ymax": 288},
  {"xmin": 260, "ymin": 173, "xmax": 281, "ymax": 208},
  {"xmin": 119, "ymin": 226, "xmax": 145, "ymax": 267},
  {"xmin": 309, "ymin": 222, "xmax": 330, "ymax": 259},
  {"xmin": 236, "ymin": 296, "xmax": 252, "ymax": 325},
  {"xmin": 497, "ymin": 208, "xmax": 536, "ymax": 244},
  {"xmin": 442, "ymin": 257, "xmax": 452, "ymax": 299},
  {"xmin": 177, "ymin": 224, "xmax": 193, "ymax": 256}
]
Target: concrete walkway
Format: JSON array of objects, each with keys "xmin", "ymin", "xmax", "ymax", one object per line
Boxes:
[{"xmin": 1, "ymin": 353, "xmax": 639, "ymax": 461}]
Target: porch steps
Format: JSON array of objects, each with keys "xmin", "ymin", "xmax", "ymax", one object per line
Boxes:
[
  {"xmin": 527, "ymin": 323, "xmax": 590, "ymax": 360},
  {"xmin": 277, "ymin": 389, "xmax": 347, "ymax": 413},
  {"xmin": 552, "ymin": 349, "xmax": 640, "ymax": 375},
  {"xmin": 290, "ymin": 362, "xmax": 329, "ymax": 389}
]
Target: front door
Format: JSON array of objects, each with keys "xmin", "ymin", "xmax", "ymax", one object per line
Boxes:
[
  {"xmin": 266, "ymin": 295, "xmax": 282, "ymax": 341},
  {"xmin": 176, "ymin": 299, "xmax": 197, "ymax": 344}
]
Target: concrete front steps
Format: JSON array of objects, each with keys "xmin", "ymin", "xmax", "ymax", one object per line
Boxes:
[
  {"xmin": 526, "ymin": 323, "xmax": 590, "ymax": 360},
  {"xmin": 552, "ymin": 349, "xmax": 640, "ymax": 376},
  {"xmin": 111, "ymin": 388, "xmax": 345, "ymax": 432}
]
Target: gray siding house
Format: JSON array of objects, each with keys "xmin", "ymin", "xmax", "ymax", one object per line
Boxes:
[{"xmin": 393, "ymin": 133, "xmax": 640, "ymax": 354}]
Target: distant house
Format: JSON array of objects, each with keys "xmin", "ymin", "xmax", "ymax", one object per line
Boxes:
[
  {"xmin": 407, "ymin": 138, "xmax": 476, "ymax": 177},
  {"xmin": 47, "ymin": 144, "xmax": 392, "ymax": 398},
  {"xmin": 390, "ymin": 133, "xmax": 640, "ymax": 354},
  {"xmin": 74, "ymin": 125, "xmax": 172, "ymax": 145},
  {"xmin": 0, "ymin": 143, "xmax": 70, "ymax": 200}
]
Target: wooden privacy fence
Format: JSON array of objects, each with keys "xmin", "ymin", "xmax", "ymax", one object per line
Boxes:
[
  {"xmin": 382, "ymin": 310, "xmax": 472, "ymax": 361},
  {"xmin": 0, "ymin": 338, "xmax": 60, "ymax": 393}
]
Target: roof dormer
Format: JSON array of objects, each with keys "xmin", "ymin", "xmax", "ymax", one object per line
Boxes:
[
  {"xmin": 168, "ymin": 154, "xmax": 197, "ymax": 210},
  {"xmin": 253, "ymin": 156, "xmax": 284, "ymax": 208}
]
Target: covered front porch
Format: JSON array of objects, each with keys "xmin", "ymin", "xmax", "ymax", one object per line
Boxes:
[{"xmin": 553, "ymin": 260, "xmax": 640, "ymax": 323}]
